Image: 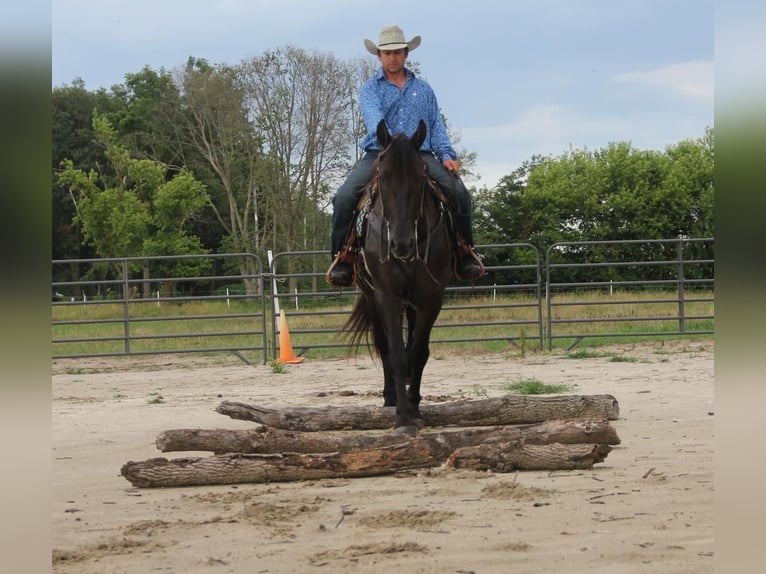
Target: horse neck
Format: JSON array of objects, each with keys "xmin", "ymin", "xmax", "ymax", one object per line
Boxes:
[{"xmin": 375, "ymin": 171, "xmax": 424, "ymax": 224}]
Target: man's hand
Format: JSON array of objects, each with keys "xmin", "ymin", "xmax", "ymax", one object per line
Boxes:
[{"xmin": 443, "ymin": 158, "xmax": 460, "ymax": 176}]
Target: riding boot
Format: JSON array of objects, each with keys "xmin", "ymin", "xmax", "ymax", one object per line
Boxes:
[
  {"xmin": 327, "ymin": 153, "xmax": 378, "ymax": 287},
  {"xmin": 422, "ymin": 154, "xmax": 484, "ymax": 281},
  {"xmin": 454, "ymin": 212, "xmax": 484, "ymax": 280},
  {"xmin": 328, "ymin": 228, "xmax": 355, "ymax": 287},
  {"xmin": 327, "ymin": 200, "xmax": 356, "ymax": 287}
]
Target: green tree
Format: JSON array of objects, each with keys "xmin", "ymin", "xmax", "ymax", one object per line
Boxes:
[
  {"xmin": 239, "ymin": 47, "xmax": 355, "ymax": 255},
  {"xmin": 107, "ymin": 65, "xmax": 184, "ymax": 167},
  {"xmin": 52, "ymin": 79, "xmax": 122, "ymax": 287},
  {"xmin": 474, "ymin": 130, "xmax": 714, "ymax": 283},
  {"xmin": 175, "ymin": 57, "xmax": 279, "ymax": 293},
  {"xmin": 57, "ymin": 114, "xmax": 210, "ymax": 295}
]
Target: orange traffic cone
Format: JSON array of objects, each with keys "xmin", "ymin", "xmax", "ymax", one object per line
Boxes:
[{"xmin": 275, "ymin": 309, "xmax": 304, "ymax": 364}]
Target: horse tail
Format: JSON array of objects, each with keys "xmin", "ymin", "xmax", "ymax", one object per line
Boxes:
[{"xmin": 342, "ymin": 295, "xmax": 387, "ymax": 359}]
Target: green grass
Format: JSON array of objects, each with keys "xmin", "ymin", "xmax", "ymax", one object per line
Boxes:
[
  {"xmin": 565, "ymin": 349, "xmax": 612, "ymax": 360},
  {"xmin": 503, "ymin": 379, "xmax": 574, "ymax": 395},
  {"xmin": 269, "ymin": 361, "xmax": 288, "ymax": 374},
  {"xmin": 51, "ymin": 290, "xmax": 714, "ymax": 360},
  {"xmin": 146, "ymin": 392, "xmax": 165, "ymax": 404},
  {"xmin": 608, "ymin": 355, "xmax": 640, "ymax": 363},
  {"xmin": 469, "ymin": 384, "xmax": 488, "ymax": 397}
]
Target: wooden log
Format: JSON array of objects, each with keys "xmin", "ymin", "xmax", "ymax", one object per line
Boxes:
[
  {"xmin": 122, "ymin": 438, "xmax": 447, "ymax": 488},
  {"xmin": 122, "ymin": 439, "xmax": 613, "ymax": 488},
  {"xmin": 449, "ymin": 442, "xmax": 612, "ymax": 472},
  {"xmin": 216, "ymin": 394, "xmax": 619, "ymax": 431},
  {"xmin": 156, "ymin": 419, "xmax": 620, "ymax": 455}
]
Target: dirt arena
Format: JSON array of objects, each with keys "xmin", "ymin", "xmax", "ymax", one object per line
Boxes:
[{"xmin": 51, "ymin": 339, "xmax": 713, "ymax": 573}]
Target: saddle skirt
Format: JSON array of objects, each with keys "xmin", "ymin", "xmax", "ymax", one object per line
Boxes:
[{"xmin": 354, "ymin": 174, "xmax": 451, "ymax": 249}]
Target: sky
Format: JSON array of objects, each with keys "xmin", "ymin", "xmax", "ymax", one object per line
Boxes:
[{"xmin": 49, "ymin": 0, "xmax": 715, "ymax": 188}]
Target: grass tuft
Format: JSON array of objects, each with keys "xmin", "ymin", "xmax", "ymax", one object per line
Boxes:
[
  {"xmin": 146, "ymin": 392, "xmax": 164, "ymax": 404},
  {"xmin": 565, "ymin": 349, "xmax": 611, "ymax": 360},
  {"xmin": 270, "ymin": 361, "xmax": 288, "ymax": 374},
  {"xmin": 503, "ymin": 379, "xmax": 573, "ymax": 395},
  {"xmin": 608, "ymin": 355, "xmax": 639, "ymax": 363}
]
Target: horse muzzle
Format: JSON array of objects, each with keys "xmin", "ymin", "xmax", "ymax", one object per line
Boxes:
[{"xmin": 389, "ymin": 235, "xmax": 417, "ymax": 261}]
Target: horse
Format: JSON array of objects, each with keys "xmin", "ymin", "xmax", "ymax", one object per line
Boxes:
[{"xmin": 343, "ymin": 119, "xmax": 454, "ymax": 433}]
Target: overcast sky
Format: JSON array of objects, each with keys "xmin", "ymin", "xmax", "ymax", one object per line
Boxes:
[{"xmin": 50, "ymin": 0, "xmax": 714, "ymax": 188}]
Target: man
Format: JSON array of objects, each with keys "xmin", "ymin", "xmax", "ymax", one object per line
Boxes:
[{"xmin": 328, "ymin": 24, "xmax": 483, "ymax": 287}]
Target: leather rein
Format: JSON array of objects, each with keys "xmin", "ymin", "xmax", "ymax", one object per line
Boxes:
[{"xmin": 363, "ymin": 150, "xmax": 448, "ymax": 285}]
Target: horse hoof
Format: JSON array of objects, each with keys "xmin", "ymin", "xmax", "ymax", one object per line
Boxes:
[{"xmin": 393, "ymin": 425, "xmax": 418, "ymax": 437}]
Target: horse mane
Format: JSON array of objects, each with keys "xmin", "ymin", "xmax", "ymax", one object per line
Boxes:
[{"xmin": 377, "ymin": 133, "xmax": 423, "ymax": 183}]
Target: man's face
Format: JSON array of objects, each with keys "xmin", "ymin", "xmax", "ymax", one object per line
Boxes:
[{"xmin": 379, "ymin": 49, "xmax": 407, "ymax": 74}]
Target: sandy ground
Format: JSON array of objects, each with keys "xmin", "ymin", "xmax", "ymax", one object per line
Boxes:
[{"xmin": 51, "ymin": 339, "xmax": 713, "ymax": 574}]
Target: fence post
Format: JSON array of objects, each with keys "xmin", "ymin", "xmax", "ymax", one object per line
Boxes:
[
  {"xmin": 677, "ymin": 236, "xmax": 686, "ymax": 334},
  {"xmin": 122, "ymin": 259, "xmax": 131, "ymax": 354}
]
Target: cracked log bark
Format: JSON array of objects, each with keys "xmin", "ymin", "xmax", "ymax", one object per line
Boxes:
[
  {"xmin": 216, "ymin": 394, "xmax": 619, "ymax": 431},
  {"xmin": 156, "ymin": 419, "xmax": 620, "ymax": 455},
  {"xmin": 121, "ymin": 438, "xmax": 613, "ymax": 488},
  {"xmin": 449, "ymin": 442, "xmax": 613, "ymax": 472}
]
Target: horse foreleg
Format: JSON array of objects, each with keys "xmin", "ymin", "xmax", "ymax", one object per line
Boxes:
[
  {"xmin": 404, "ymin": 306, "xmax": 423, "ymax": 418},
  {"xmin": 366, "ymin": 299, "xmax": 397, "ymax": 407},
  {"xmin": 391, "ymin": 346, "xmax": 414, "ymax": 429},
  {"xmin": 381, "ymin": 352, "xmax": 396, "ymax": 406},
  {"xmin": 373, "ymin": 291, "xmax": 413, "ymax": 428},
  {"xmin": 406, "ymin": 308, "xmax": 441, "ymax": 421},
  {"xmin": 378, "ymin": 306, "xmax": 414, "ymax": 429}
]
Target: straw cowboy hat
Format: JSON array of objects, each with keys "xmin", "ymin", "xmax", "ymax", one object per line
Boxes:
[{"xmin": 364, "ymin": 24, "xmax": 421, "ymax": 55}]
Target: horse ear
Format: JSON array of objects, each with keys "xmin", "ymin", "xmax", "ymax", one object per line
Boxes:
[
  {"xmin": 376, "ymin": 120, "xmax": 391, "ymax": 148},
  {"xmin": 412, "ymin": 120, "xmax": 427, "ymax": 149}
]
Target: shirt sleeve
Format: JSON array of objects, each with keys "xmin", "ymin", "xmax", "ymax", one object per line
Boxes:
[
  {"xmin": 359, "ymin": 80, "xmax": 385, "ymax": 136},
  {"xmin": 426, "ymin": 87, "xmax": 457, "ymax": 162}
]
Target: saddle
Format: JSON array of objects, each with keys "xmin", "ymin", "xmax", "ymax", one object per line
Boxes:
[{"xmin": 327, "ymin": 170, "xmax": 480, "ymax": 283}]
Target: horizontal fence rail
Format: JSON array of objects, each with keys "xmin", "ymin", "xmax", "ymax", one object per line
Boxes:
[
  {"xmin": 545, "ymin": 237, "xmax": 714, "ymax": 350},
  {"xmin": 52, "ymin": 238, "xmax": 714, "ymax": 363},
  {"xmin": 268, "ymin": 244, "xmax": 544, "ymax": 362},
  {"xmin": 52, "ymin": 253, "xmax": 268, "ymax": 363}
]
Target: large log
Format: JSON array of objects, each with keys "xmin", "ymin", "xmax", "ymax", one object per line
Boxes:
[
  {"xmin": 449, "ymin": 442, "xmax": 612, "ymax": 472},
  {"xmin": 216, "ymin": 394, "xmax": 620, "ymax": 431},
  {"xmin": 122, "ymin": 438, "xmax": 450, "ymax": 488},
  {"xmin": 156, "ymin": 419, "xmax": 620, "ymax": 455},
  {"xmin": 122, "ymin": 439, "xmax": 613, "ymax": 488}
]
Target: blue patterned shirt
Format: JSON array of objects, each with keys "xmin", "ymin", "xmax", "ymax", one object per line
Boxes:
[{"xmin": 358, "ymin": 67, "xmax": 457, "ymax": 162}]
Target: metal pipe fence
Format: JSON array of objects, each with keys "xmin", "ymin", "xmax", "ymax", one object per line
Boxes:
[
  {"xmin": 51, "ymin": 238, "xmax": 714, "ymax": 363},
  {"xmin": 268, "ymin": 244, "xmax": 544, "ymax": 361},
  {"xmin": 544, "ymin": 237, "xmax": 714, "ymax": 350},
  {"xmin": 52, "ymin": 253, "xmax": 268, "ymax": 363}
]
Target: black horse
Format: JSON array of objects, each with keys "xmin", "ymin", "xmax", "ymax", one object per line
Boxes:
[{"xmin": 344, "ymin": 119, "xmax": 453, "ymax": 433}]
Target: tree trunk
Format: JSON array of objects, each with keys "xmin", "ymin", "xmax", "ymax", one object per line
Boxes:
[
  {"xmin": 216, "ymin": 394, "xmax": 620, "ymax": 431},
  {"xmin": 156, "ymin": 419, "xmax": 619, "ymax": 455},
  {"xmin": 121, "ymin": 439, "xmax": 613, "ymax": 488}
]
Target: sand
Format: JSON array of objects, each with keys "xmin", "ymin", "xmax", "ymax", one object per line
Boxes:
[{"xmin": 51, "ymin": 339, "xmax": 713, "ymax": 573}]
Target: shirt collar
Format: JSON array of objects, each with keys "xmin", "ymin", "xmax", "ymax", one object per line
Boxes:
[{"xmin": 374, "ymin": 67, "xmax": 414, "ymax": 82}]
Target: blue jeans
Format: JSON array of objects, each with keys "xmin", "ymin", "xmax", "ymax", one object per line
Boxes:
[{"xmin": 330, "ymin": 151, "xmax": 474, "ymax": 256}]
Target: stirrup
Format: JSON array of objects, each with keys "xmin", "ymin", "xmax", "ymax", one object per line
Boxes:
[
  {"xmin": 454, "ymin": 247, "xmax": 485, "ymax": 280},
  {"xmin": 326, "ymin": 251, "xmax": 355, "ymax": 286}
]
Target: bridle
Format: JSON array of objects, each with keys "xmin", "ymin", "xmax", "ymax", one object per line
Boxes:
[{"xmin": 363, "ymin": 145, "xmax": 448, "ymax": 285}]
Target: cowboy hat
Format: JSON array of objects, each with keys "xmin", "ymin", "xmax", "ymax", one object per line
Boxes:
[{"xmin": 364, "ymin": 24, "xmax": 421, "ymax": 55}]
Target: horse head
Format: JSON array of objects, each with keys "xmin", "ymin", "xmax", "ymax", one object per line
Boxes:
[{"xmin": 375, "ymin": 119, "xmax": 428, "ymax": 261}]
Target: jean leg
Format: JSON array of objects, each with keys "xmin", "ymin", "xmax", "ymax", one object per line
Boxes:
[
  {"xmin": 422, "ymin": 154, "xmax": 474, "ymax": 245},
  {"xmin": 331, "ymin": 152, "xmax": 378, "ymax": 255}
]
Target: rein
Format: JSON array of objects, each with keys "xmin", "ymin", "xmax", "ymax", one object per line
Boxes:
[{"xmin": 369, "ymin": 150, "xmax": 447, "ymax": 285}]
